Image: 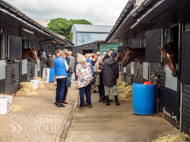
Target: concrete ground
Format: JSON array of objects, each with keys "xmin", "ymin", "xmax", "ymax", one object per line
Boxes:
[
  {"xmin": 0, "ymin": 80, "xmax": 179, "ymax": 142},
  {"xmin": 66, "ymin": 88, "xmax": 179, "ymax": 142},
  {"xmin": 0, "ymin": 80, "xmax": 78, "ymax": 142}
]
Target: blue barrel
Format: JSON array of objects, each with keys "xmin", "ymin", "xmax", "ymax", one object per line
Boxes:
[
  {"xmin": 133, "ymin": 83, "xmax": 155, "ymax": 115},
  {"xmin": 48, "ymin": 68, "xmax": 55, "ymax": 83}
]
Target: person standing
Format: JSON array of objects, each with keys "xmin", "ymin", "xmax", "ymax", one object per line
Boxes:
[
  {"xmin": 94, "ymin": 56, "xmax": 106, "ymax": 102},
  {"xmin": 102, "ymin": 52, "xmax": 120, "ymax": 106},
  {"xmin": 68, "ymin": 51, "xmax": 75, "ymax": 82},
  {"xmin": 54, "ymin": 50, "xmax": 68, "ymax": 107},
  {"xmin": 103, "ymin": 48, "xmax": 114, "ymax": 62},
  {"xmin": 102, "ymin": 52, "xmax": 107, "ymax": 58},
  {"xmin": 91, "ymin": 54, "xmax": 98, "ymax": 93},
  {"xmin": 76, "ymin": 55, "xmax": 93, "ymax": 108},
  {"xmin": 46, "ymin": 53, "xmax": 54, "ymax": 68},
  {"xmin": 62, "ymin": 49, "xmax": 72, "ymax": 104}
]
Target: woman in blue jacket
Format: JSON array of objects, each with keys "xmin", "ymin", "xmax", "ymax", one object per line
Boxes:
[{"xmin": 54, "ymin": 50, "xmax": 68, "ymax": 107}]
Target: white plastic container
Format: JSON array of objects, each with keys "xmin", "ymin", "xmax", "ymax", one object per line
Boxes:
[
  {"xmin": 0, "ymin": 95, "xmax": 12, "ymax": 115},
  {"xmin": 30, "ymin": 79, "xmax": 40, "ymax": 89},
  {"xmin": 42, "ymin": 68, "xmax": 50, "ymax": 83}
]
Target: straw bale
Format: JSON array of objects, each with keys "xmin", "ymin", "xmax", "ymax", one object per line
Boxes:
[
  {"xmin": 17, "ymin": 82, "xmax": 37, "ymax": 96},
  {"xmin": 153, "ymin": 133, "xmax": 189, "ymax": 142},
  {"xmin": 117, "ymin": 81, "xmax": 128, "ymax": 88},
  {"xmin": 119, "ymin": 85, "xmax": 133, "ymax": 100}
]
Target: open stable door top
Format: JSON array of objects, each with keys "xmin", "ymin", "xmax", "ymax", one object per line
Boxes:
[
  {"xmin": 145, "ymin": 29, "xmax": 163, "ymax": 63},
  {"xmin": 131, "ymin": 38, "xmax": 141, "ymax": 62},
  {"xmin": 8, "ymin": 35, "xmax": 22, "ymax": 60},
  {"xmin": 181, "ymin": 31, "xmax": 190, "ymax": 83}
]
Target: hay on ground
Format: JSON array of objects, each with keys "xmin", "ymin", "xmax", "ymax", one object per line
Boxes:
[
  {"xmin": 17, "ymin": 82, "xmax": 37, "ymax": 96},
  {"xmin": 119, "ymin": 85, "xmax": 133, "ymax": 100},
  {"xmin": 117, "ymin": 81, "xmax": 128, "ymax": 88},
  {"xmin": 33, "ymin": 77, "xmax": 46, "ymax": 88},
  {"xmin": 153, "ymin": 133, "xmax": 189, "ymax": 142},
  {"xmin": 12, "ymin": 105, "xmax": 23, "ymax": 112}
]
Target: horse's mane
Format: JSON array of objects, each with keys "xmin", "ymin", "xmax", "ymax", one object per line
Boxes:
[
  {"xmin": 22, "ymin": 48, "xmax": 31, "ymax": 51},
  {"xmin": 133, "ymin": 48, "xmax": 145, "ymax": 54}
]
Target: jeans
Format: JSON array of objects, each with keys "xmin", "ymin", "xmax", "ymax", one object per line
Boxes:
[
  {"xmin": 56, "ymin": 78, "xmax": 66, "ymax": 102},
  {"xmin": 63, "ymin": 86, "xmax": 68, "ymax": 101},
  {"xmin": 104, "ymin": 85, "xmax": 118, "ymax": 96},
  {"xmin": 79, "ymin": 84, "xmax": 91, "ymax": 107},
  {"xmin": 69, "ymin": 72, "xmax": 73, "ymax": 81}
]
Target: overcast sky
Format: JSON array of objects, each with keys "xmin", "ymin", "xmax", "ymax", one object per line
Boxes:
[{"xmin": 6, "ymin": 0, "xmax": 127, "ymax": 25}]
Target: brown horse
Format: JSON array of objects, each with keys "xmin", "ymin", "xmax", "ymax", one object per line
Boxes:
[
  {"xmin": 158, "ymin": 43, "xmax": 179, "ymax": 77},
  {"xmin": 115, "ymin": 51, "xmax": 122, "ymax": 62},
  {"xmin": 22, "ymin": 47, "xmax": 38, "ymax": 62},
  {"xmin": 122, "ymin": 46, "xmax": 145, "ymax": 67}
]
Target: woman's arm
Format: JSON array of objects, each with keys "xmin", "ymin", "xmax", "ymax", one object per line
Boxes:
[
  {"xmin": 76, "ymin": 64, "xmax": 80, "ymax": 77},
  {"xmin": 65, "ymin": 60, "xmax": 69, "ymax": 71}
]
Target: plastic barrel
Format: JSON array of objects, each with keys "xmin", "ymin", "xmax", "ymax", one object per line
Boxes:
[
  {"xmin": 133, "ymin": 83, "xmax": 155, "ymax": 115},
  {"xmin": 48, "ymin": 68, "xmax": 55, "ymax": 83}
]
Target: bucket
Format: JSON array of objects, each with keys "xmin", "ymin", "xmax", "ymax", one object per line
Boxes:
[{"xmin": 133, "ymin": 83, "xmax": 155, "ymax": 115}]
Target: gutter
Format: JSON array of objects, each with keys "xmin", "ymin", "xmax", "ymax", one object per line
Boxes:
[{"xmin": 0, "ymin": 0, "xmax": 73, "ymax": 45}]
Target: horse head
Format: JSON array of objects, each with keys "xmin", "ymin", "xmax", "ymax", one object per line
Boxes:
[
  {"xmin": 115, "ymin": 51, "xmax": 122, "ymax": 62},
  {"xmin": 29, "ymin": 47, "xmax": 38, "ymax": 62},
  {"xmin": 158, "ymin": 43, "xmax": 179, "ymax": 77},
  {"xmin": 122, "ymin": 46, "xmax": 135, "ymax": 67}
]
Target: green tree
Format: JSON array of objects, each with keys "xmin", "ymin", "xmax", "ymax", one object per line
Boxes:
[{"xmin": 46, "ymin": 18, "xmax": 92, "ymax": 42}]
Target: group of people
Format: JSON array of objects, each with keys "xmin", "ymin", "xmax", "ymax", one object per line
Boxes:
[{"xmin": 49, "ymin": 47, "xmax": 120, "ymax": 108}]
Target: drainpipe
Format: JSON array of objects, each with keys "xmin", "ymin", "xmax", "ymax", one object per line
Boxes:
[{"xmin": 180, "ymin": 83, "xmax": 183, "ymax": 133}]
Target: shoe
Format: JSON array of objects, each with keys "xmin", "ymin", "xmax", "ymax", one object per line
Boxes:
[
  {"xmin": 102, "ymin": 100, "xmax": 106, "ymax": 103},
  {"xmin": 78, "ymin": 106, "xmax": 84, "ymax": 108},
  {"xmin": 54, "ymin": 100, "xmax": 58, "ymax": 106},
  {"xmin": 84, "ymin": 102, "xmax": 88, "ymax": 106},
  {"xmin": 114, "ymin": 96, "xmax": 120, "ymax": 106},
  {"xmin": 88, "ymin": 105, "xmax": 92, "ymax": 108},
  {"xmin": 57, "ymin": 102, "xmax": 65, "ymax": 107},
  {"xmin": 62, "ymin": 100, "xmax": 68, "ymax": 104},
  {"xmin": 93, "ymin": 90, "xmax": 98, "ymax": 93},
  {"xmin": 99, "ymin": 96, "xmax": 102, "ymax": 102},
  {"xmin": 106, "ymin": 96, "xmax": 110, "ymax": 106}
]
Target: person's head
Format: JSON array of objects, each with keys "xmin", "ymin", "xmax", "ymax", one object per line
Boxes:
[
  {"xmin": 77, "ymin": 55, "xmax": 86, "ymax": 66},
  {"xmin": 55, "ymin": 50, "xmax": 62, "ymax": 57},
  {"xmin": 108, "ymin": 49, "xmax": 114, "ymax": 56},
  {"xmin": 68, "ymin": 51, "xmax": 72, "ymax": 56},
  {"xmin": 92, "ymin": 54, "xmax": 97, "ymax": 59},
  {"xmin": 63, "ymin": 49, "xmax": 69, "ymax": 57},
  {"xmin": 111, "ymin": 52, "xmax": 117, "ymax": 59},
  {"xmin": 96, "ymin": 51, "xmax": 100, "ymax": 56},
  {"xmin": 55, "ymin": 47, "xmax": 60, "ymax": 56},
  {"xmin": 103, "ymin": 52, "xmax": 107, "ymax": 56},
  {"xmin": 85, "ymin": 54, "xmax": 90, "ymax": 58},
  {"xmin": 97, "ymin": 56, "xmax": 103, "ymax": 64},
  {"xmin": 61, "ymin": 52, "xmax": 66, "ymax": 59}
]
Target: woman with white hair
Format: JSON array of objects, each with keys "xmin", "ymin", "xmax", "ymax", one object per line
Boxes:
[{"xmin": 76, "ymin": 55, "xmax": 93, "ymax": 108}]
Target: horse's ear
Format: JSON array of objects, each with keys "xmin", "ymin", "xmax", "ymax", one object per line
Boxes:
[
  {"xmin": 168, "ymin": 42, "xmax": 172, "ymax": 48},
  {"xmin": 33, "ymin": 47, "xmax": 35, "ymax": 50},
  {"xmin": 30, "ymin": 47, "xmax": 33, "ymax": 50},
  {"xmin": 158, "ymin": 45, "xmax": 164, "ymax": 52}
]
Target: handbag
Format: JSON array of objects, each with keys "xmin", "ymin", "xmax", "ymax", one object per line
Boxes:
[{"xmin": 66, "ymin": 76, "xmax": 71, "ymax": 87}]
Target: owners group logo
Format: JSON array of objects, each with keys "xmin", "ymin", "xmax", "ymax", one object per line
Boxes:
[{"xmin": 10, "ymin": 115, "xmax": 61, "ymax": 133}]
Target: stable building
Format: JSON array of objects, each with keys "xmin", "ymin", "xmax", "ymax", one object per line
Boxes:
[
  {"xmin": 71, "ymin": 24, "xmax": 112, "ymax": 46},
  {"xmin": 106, "ymin": 0, "xmax": 190, "ymax": 135},
  {"xmin": 0, "ymin": 0, "xmax": 73, "ymax": 95}
]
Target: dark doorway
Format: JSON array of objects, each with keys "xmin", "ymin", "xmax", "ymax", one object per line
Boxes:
[{"xmin": 83, "ymin": 50, "xmax": 92, "ymax": 55}]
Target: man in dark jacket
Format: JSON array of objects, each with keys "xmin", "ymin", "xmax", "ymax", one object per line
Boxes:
[
  {"xmin": 103, "ymin": 48, "xmax": 114, "ymax": 62},
  {"xmin": 102, "ymin": 52, "xmax": 120, "ymax": 106},
  {"xmin": 46, "ymin": 54, "xmax": 54, "ymax": 68}
]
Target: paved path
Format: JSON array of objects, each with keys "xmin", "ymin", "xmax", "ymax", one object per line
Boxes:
[
  {"xmin": 66, "ymin": 88, "xmax": 178, "ymax": 142},
  {"xmin": 0, "ymin": 80, "xmax": 78, "ymax": 142}
]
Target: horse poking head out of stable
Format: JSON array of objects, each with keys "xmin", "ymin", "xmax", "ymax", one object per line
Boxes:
[
  {"xmin": 122, "ymin": 46, "xmax": 145, "ymax": 67},
  {"xmin": 115, "ymin": 51, "xmax": 122, "ymax": 62},
  {"xmin": 22, "ymin": 47, "xmax": 38, "ymax": 62},
  {"xmin": 158, "ymin": 43, "xmax": 179, "ymax": 77}
]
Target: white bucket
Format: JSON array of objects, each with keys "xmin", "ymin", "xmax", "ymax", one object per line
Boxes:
[
  {"xmin": 30, "ymin": 80, "xmax": 40, "ymax": 89},
  {"xmin": 0, "ymin": 95, "xmax": 12, "ymax": 115}
]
